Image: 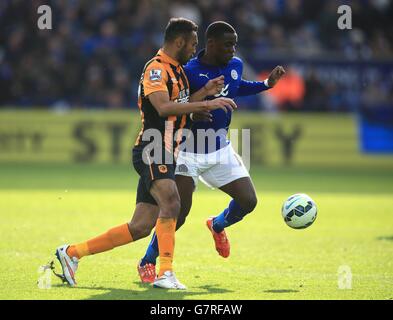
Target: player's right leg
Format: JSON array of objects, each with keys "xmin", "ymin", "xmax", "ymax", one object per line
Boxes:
[
  {"xmin": 55, "ymin": 223, "xmax": 134, "ymax": 286},
  {"xmin": 138, "ymin": 175, "xmax": 195, "ymax": 283},
  {"xmin": 55, "ymin": 201, "xmax": 158, "ymax": 286}
]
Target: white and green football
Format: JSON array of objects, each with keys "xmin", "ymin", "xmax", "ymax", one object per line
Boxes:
[{"xmin": 282, "ymin": 193, "xmax": 317, "ymax": 229}]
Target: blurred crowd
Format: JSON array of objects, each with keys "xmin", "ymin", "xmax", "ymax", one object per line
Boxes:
[{"xmin": 1, "ymin": 0, "xmax": 393, "ymax": 110}]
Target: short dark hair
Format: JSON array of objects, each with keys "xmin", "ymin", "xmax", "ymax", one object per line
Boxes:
[
  {"xmin": 206, "ymin": 21, "xmax": 236, "ymax": 40},
  {"xmin": 164, "ymin": 18, "xmax": 198, "ymax": 43}
]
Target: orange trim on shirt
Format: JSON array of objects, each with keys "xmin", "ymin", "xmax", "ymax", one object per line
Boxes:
[
  {"xmin": 174, "ymin": 115, "xmax": 187, "ymax": 158},
  {"xmin": 164, "ymin": 116, "xmax": 176, "ymax": 153},
  {"xmin": 135, "ymin": 94, "xmax": 145, "ymax": 146},
  {"xmin": 144, "ymin": 150, "xmax": 154, "ymax": 180}
]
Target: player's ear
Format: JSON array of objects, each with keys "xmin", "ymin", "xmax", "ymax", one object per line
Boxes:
[
  {"xmin": 206, "ymin": 38, "xmax": 216, "ymax": 51},
  {"xmin": 206, "ymin": 38, "xmax": 214, "ymax": 47},
  {"xmin": 174, "ymin": 36, "xmax": 185, "ymax": 49}
]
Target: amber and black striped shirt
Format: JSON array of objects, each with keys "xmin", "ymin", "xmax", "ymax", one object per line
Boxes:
[{"xmin": 134, "ymin": 49, "xmax": 190, "ymax": 156}]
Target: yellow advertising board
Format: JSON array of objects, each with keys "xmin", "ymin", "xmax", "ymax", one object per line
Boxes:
[{"xmin": 0, "ymin": 110, "xmax": 392, "ymax": 169}]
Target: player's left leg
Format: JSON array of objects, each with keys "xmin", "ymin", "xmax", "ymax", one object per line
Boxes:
[
  {"xmin": 215, "ymin": 176, "xmax": 257, "ymax": 231},
  {"xmin": 138, "ymin": 175, "xmax": 195, "ymax": 283},
  {"xmin": 201, "ymin": 143, "xmax": 257, "ymax": 257},
  {"xmin": 204, "ymin": 177, "xmax": 257, "ymax": 258}
]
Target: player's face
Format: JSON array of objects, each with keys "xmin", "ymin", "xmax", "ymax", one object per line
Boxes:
[
  {"xmin": 178, "ymin": 31, "xmax": 198, "ymax": 65},
  {"xmin": 214, "ymin": 32, "xmax": 238, "ymax": 65}
]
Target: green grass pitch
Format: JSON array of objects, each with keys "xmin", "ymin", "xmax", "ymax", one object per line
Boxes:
[{"xmin": 0, "ymin": 163, "xmax": 393, "ymax": 300}]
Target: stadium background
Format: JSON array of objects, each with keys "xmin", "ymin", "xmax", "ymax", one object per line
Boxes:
[
  {"xmin": 1, "ymin": 0, "xmax": 393, "ymax": 300},
  {"xmin": 1, "ymin": 0, "xmax": 393, "ymax": 165}
]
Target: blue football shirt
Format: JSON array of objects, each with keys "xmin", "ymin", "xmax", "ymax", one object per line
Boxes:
[{"xmin": 183, "ymin": 49, "xmax": 269, "ymax": 154}]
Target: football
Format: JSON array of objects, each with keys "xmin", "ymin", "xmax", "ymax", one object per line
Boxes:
[{"xmin": 282, "ymin": 193, "xmax": 317, "ymax": 229}]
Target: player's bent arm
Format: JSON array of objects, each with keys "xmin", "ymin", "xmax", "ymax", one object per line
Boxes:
[
  {"xmin": 189, "ymin": 76, "xmax": 225, "ymax": 102},
  {"xmin": 237, "ymin": 66, "xmax": 286, "ymax": 96},
  {"xmin": 189, "ymin": 86, "xmax": 209, "ymax": 103},
  {"xmin": 148, "ymin": 91, "xmax": 237, "ymax": 117},
  {"xmin": 148, "ymin": 91, "xmax": 209, "ymax": 117}
]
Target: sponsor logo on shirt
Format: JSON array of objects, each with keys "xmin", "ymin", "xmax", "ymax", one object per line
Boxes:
[
  {"xmin": 175, "ymin": 88, "xmax": 190, "ymax": 103},
  {"xmin": 214, "ymin": 84, "xmax": 230, "ymax": 97}
]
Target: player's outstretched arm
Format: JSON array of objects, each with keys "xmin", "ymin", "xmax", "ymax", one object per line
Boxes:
[
  {"xmin": 148, "ymin": 91, "xmax": 237, "ymax": 117},
  {"xmin": 189, "ymin": 76, "xmax": 225, "ymax": 102},
  {"xmin": 238, "ymin": 65, "xmax": 286, "ymax": 96}
]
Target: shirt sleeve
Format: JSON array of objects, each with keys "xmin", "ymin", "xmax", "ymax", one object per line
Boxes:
[
  {"xmin": 143, "ymin": 61, "xmax": 169, "ymax": 97},
  {"xmin": 237, "ymin": 79, "xmax": 270, "ymax": 96}
]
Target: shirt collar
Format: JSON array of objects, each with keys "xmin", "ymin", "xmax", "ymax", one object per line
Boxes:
[
  {"xmin": 157, "ymin": 49, "xmax": 180, "ymax": 67},
  {"xmin": 196, "ymin": 49, "xmax": 223, "ymax": 67},
  {"xmin": 196, "ymin": 49, "xmax": 206, "ymax": 62}
]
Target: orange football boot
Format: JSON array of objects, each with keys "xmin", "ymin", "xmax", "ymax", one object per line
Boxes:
[
  {"xmin": 137, "ymin": 260, "xmax": 156, "ymax": 283},
  {"xmin": 206, "ymin": 217, "xmax": 230, "ymax": 258}
]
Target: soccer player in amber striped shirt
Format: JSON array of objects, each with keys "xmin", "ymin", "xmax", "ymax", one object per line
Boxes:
[{"xmin": 55, "ymin": 18, "xmax": 236, "ymax": 290}]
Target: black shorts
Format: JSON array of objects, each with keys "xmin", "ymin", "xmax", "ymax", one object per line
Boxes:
[{"xmin": 132, "ymin": 145, "xmax": 176, "ymax": 205}]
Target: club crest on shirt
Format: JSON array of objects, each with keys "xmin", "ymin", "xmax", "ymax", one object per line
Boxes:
[
  {"xmin": 231, "ymin": 69, "xmax": 238, "ymax": 80},
  {"xmin": 158, "ymin": 165, "xmax": 168, "ymax": 174},
  {"xmin": 149, "ymin": 69, "xmax": 162, "ymax": 81}
]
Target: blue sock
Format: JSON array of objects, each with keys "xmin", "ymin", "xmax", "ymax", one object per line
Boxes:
[
  {"xmin": 140, "ymin": 232, "xmax": 159, "ymax": 266},
  {"xmin": 212, "ymin": 199, "xmax": 246, "ymax": 233}
]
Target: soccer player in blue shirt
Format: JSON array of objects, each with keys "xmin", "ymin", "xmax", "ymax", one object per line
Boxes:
[{"xmin": 137, "ymin": 21, "xmax": 285, "ymax": 283}]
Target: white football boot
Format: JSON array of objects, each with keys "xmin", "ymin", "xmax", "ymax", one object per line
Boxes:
[
  {"xmin": 55, "ymin": 245, "xmax": 78, "ymax": 286},
  {"xmin": 153, "ymin": 271, "xmax": 186, "ymax": 290}
]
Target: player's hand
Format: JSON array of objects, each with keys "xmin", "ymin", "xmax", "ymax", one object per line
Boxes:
[
  {"xmin": 191, "ymin": 111, "xmax": 213, "ymax": 122},
  {"xmin": 203, "ymin": 76, "xmax": 225, "ymax": 96},
  {"xmin": 267, "ymin": 66, "xmax": 286, "ymax": 87},
  {"xmin": 206, "ymin": 97, "xmax": 237, "ymax": 113}
]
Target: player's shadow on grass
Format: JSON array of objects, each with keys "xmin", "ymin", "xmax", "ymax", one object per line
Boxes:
[
  {"xmin": 264, "ymin": 289, "xmax": 299, "ymax": 293},
  {"xmin": 71, "ymin": 283, "xmax": 234, "ymax": 300},
  {"xmin": 377, "ymin": 235, "xmax": 393, "ymax": 241}
]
